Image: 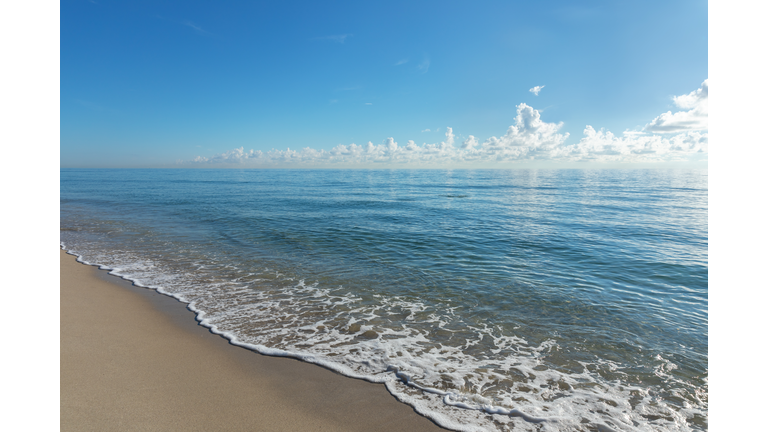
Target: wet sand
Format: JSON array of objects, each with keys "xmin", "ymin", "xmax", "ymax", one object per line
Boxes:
[{"xmin": 60, "ymin": 249, "xmax": 445, "ymax": 431}]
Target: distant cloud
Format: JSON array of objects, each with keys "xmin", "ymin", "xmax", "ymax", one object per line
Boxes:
[
  {"xmin": 184, "ymin": 21, "xmax": 203, "ymax": 31},
  {"xmin": 417, "ymin": 58, "xmax": 430, "ymax": 74},
  {"xmin": 183, "ymin": 20, "xmax": 210, "ymax": 35},
  {"xmin": 185, "ymin": 82, "xmax": 708, "ymax": 167},
  {"xmin": 365, "ymin": 102, "xmax": 372, "ymax": 105},
  {"xmin": 462, "ymin": 136, "xmax": 478, "ymax": 149},
  {"xmin": 314, "ymin": 34, "xmax": 352, "ymax": 43},
  {"xmin": 329, "ymin": 99, "xmax": 338, "ymax": 104},
  {"xmin": 529, "ymin": 85, "xmax": 545, "ymax": 96},
  {"xmin": 644, "ymin": 80, "xmax": 708, "ymax": 133},
  {"xmin": 395, "ymin": 59, "xmax": 408, "ymax": 66},
  {"xmin": 554, "ymin": 127, "xmax": 707, "ymax": 162},
  {"xmin": 188, "ymin": 104, "xmax": 569, "ymax": 166}
]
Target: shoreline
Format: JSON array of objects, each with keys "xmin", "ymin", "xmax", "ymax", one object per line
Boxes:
[{"xmin": 60, "ymin": 249, "xmax": 445, "ymax": 431}]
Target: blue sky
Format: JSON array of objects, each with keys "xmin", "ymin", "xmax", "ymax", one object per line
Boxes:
[{"xmin": 61, "ymin": 0, "xmax": 708, "ymax": 168}]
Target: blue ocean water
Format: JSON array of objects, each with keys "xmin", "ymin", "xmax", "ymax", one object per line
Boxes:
[{"xmin": 60, "ymin": 169, "xmax": 707, "ymax": 432}]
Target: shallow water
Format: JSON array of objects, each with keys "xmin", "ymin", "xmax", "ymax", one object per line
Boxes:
[{"xmin": 60, "ymin": 168, "xmax": 707, "ymax": 431}]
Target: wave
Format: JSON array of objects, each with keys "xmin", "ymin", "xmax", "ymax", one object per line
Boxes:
[{"xmin": 60, "ymin": 237, "xmax": 706, "ymax": 432}]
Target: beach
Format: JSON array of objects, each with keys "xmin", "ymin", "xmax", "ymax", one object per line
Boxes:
[{"xmin": 60, "ymin": 249, "xmax": 444, "ymax": 431}]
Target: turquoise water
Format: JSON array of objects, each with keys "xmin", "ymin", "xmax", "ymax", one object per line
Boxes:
[{"xmin": 60, "ymin": 169, "xmax": 707, "ymax": 432}]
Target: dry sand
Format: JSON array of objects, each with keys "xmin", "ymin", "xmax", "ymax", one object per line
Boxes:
[{"xmin": 60, "ymin": 249, "xmax": 446, "ymax": 431}]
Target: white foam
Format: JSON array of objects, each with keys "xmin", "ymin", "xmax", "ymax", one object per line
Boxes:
[{"xmin": 59, "ymin": 240, "xmax": 706, "ymax": 432}]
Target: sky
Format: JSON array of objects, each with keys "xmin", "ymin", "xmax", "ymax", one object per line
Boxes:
[{"xmin": 60, "ymin": 0, "xmax": 708, "ymax": 168}]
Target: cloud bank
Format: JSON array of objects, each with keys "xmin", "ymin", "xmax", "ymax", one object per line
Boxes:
[
  {"xmin": 187, "ymin": 82, "xmax": 708, "ymax": 167},
  {"xmin": 645, "ymin": 80, "xmax": 708, "ymax": 133}
]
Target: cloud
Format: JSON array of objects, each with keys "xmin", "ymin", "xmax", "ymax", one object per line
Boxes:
[
  {"xmin": 553, "ymin": 127, "xmax": 707, "ymax": 162},
  {"xmin": 529, "ymin": 85, "xmax": 545, "ymax": 96},
  {"xmin": 462, "ymin": 136, "xmax": 478, "ymax": 149},
  {"xmin": 188, "ymin": 104, "xmax": 571, "ymax": 166},
  {"xmin": 314, "ymin": 34, "xmax": 352, "ymax": 43},
  {"xmin": 183, "ymin": 21, "xmax": 211, "ymax": 35},
  {"xmin": 395, "ymin": 59, "xmax": 408, "ymax": 66},
  {"xmin": 644, "ymin": 80, "xmax": 708, "ymax": 133},
  {"xmin": 417, "ymin": 58, "xmax": 430, "ymax": 74},
  {"xmin": 477, "ymin": 103, "xmax": 569, "ymax": 161},
  {"xmin": 184, "ymin": 21, "xmax": 203, "ymax": 31},
  {"xmin": 186, "ymin": 82, "xmax": 708, "ymax": 167},
  {"xmin": 365, "ymin": 102, "xmax": 372, "ymax": 105}
]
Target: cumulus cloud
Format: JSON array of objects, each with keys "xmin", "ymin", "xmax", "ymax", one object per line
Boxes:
[
  {"xmin": 188, "ymin": 104, "xmax": 572, "ymax": 167},
  {"xmin": 462, "ymin": 136, "xmax": 478, "ymax": 149},
  {"xmin": 553, "ymin": 126, "xmax": 707, "ymax": 162},
  {"xmin": 529, "ymin": 85, "xmax": 545, "ymax": 96},
  {"xmin": 645, "ymin": 80, "xmax": 708, "ymax": 133},
  {"xmin": 186, "ymin": 82, "xmax": 708, "ymax": 167}
]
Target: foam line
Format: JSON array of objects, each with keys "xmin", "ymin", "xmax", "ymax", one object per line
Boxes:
[
  {"xmin": 58, "ymin": 242, "xmax": 639, "ymax": 432},
  {"xmin": 386, "ymin": 364, "xmax": 552, "ymax": 424}
]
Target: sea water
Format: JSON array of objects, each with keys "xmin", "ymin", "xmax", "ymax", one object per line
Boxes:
[{"xmin": 60, "ymin": 169, "xmax": 707, "ymax": 432}]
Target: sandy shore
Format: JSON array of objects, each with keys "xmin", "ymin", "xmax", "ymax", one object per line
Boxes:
[{"xmin": 60, "ymin": 249, "xmax": 445, "ymax": 431}]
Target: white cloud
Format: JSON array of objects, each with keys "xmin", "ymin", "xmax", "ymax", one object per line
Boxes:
[
  {"xmin": 395, "ymin": 59, "xmax": 408, "ymax": 66},
  {"xmin": 184, "ymin": 21, "xmax": 203, "ymax": 31},
  {"xmin": 183, "ymin": 20, "xmax": 212, "ymax": 35},
  {"xmin": 554, "ymin": 126, "xmax": 707, "ymax": 162},
  {"xmin": 365, "ymin": 102, "xmax": 372, "ymax": 105},
  {"xmin": 478, "ymin": 103, "xmax": 569, "ymax": 161},
  {"xmin": 314, "ymin": 34, "xmax": 352, "ymax": 43},
  {"xmin": 188, "ymin": 104, "xmax": 571, "ymax": 166},
  {"xmin": 645, "ymin": 80, "xmax": 708, "ymax": 133},
  {"xmin": 529, "ymin": 85, "xmax": 545, "ymax": 96},
  {"xmin": 417, "ymin": 58, "xmax": 430, "ymax": 74},
  {"xmin": 186, "ymin": 82, "xmax": 708, "ymax": 167},
  {"xmin": 462, "ymin": 136, "xmax": 478, "ymax": 149}
]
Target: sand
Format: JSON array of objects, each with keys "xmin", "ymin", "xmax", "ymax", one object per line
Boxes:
[{"xmin": 60, "ymin": 249, "xmax": 445, "ymax": 431}]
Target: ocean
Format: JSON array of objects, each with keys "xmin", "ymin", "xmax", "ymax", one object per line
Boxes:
[{"xmin": 60, "ymin": 168, "xmax": 707, "ymax": 432}]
